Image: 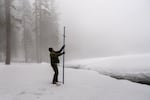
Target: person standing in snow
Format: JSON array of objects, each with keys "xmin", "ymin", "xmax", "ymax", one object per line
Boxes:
[{"xmin": 49, "ymin": 45, "xmax": 65, "ymax": 84}]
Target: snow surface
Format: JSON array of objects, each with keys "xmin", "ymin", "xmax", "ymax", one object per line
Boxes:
[
  {"xmin": 0, "ymin": 62, "xmax": 150, "ymax": 100},
  {"xmin": 66, "ymin": 53, "xmax": 150, "ymax": 85}
]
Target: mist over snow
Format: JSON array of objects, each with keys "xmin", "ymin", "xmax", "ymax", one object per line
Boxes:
[
  {"xmin": 57, "ymin": 0, "xmax": 150, "ymax": 60},
  {"xmin": 1, "ymin": 1, "xmax": 150, "ymax": 99},
  {"xmin": 66, "ymin": 53, "xmax": 150, "ymax": 85}
]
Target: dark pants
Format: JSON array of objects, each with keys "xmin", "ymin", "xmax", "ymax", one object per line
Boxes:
[{"xmin": 51, "ymin": 63, "xmax": 58, "ymax": 84}]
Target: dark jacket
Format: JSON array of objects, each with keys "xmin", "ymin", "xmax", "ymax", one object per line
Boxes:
[
  {"xmin": 49, "ymin": 46, "xmax": 65, "ymax": 63},
  {"xmin": 50, "ymin": 51, "xmax": 64, "ymax": 63}
]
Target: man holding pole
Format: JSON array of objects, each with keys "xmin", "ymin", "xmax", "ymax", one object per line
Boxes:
[{"xmin": 49, "ymin": 45, "xmax": 65, "ymax": 84}]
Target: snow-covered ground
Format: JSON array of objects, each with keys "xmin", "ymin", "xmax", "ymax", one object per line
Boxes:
[
  {"xmin": 66, "ymin": 53, "xmax": 150, "ymax": 85},
  {"xmin": 0, "ymin": 61, "xmax": 150, "ymax": 100}
]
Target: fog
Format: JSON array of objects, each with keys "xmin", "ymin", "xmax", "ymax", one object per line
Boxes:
[{"xmin": 56, "ymin": 0, "xmax": 150, "ymax": 60}]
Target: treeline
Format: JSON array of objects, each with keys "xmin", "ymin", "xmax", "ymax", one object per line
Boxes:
[{"xmin": 0, "ymin": 0, "xmax": 59, "ymax": 63}]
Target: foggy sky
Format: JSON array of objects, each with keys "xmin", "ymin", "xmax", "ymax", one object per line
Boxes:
[
  {"xmin": 30, "ymin": 0, "xmax": 150, "ymax": 60},
  {"xmin": 56, "ymin": 0, "xmax": 150, "ymax": 60}
]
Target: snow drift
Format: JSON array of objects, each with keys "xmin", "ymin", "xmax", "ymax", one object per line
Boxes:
[{"xmin": 66, "ymin": 53, "xmax": 150, "ymax": 85}]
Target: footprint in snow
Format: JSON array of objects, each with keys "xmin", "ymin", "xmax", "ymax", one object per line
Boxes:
[{"xmin": 17, "ymin": 91, "xmax": 26, "ymax": 95}]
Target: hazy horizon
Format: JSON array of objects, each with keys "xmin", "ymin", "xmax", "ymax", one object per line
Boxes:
[
  {"xmin": 56, "ymin": 0, "xmax": 150, "ymax": 60},
  {"xmin": 28, "ymin": 0, "xmax": 150, "ymax": 60}
]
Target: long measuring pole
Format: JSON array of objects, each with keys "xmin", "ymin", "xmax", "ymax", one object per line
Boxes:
[{"xmin": 63, "ymin": 26, "xmax": 66, "ymax": 84}]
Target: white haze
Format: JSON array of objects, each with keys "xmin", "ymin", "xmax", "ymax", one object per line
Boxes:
[
  {"xmin": 57, "ymin": 0, "xmax": 150, "ymax": 60},
  {"xmin": 28, "ymin": 0, "xmax": 150, "ymax": 60}
]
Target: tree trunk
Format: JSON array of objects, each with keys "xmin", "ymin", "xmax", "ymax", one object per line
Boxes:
[
  {"xmin": 39, "ymin": 0, "xmax": 42, "ymax": 62},
  {"xmin": 5, "ymin": 0, "xmax": 11, "ymax": 65},
  {"xmin": 35, "ymin": 0, "xmax": 40, "ymax": 63},
  {"xmin": 23, "ymin": 0, "xmax": 27, "ymax": 63}
]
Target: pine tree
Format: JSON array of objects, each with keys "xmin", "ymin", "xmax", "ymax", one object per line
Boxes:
[
  {"xmin": 5, "ymin": 0, "xmax": 11, "ymax": 64},
  {"xmin": 33, "ymin": 0, "xmax": 59, "ymax": 62}
]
